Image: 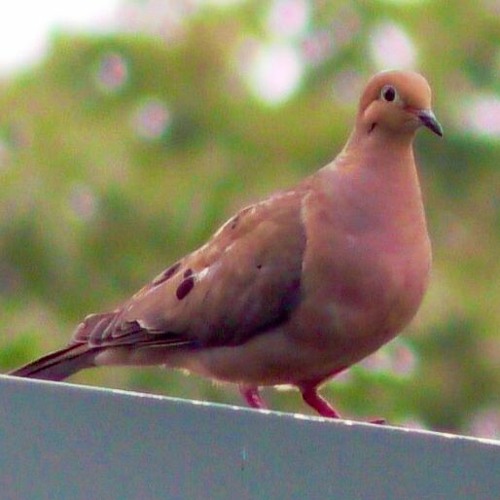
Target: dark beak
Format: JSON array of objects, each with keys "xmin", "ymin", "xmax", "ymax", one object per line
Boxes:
[{"xmin": 417, "ymin": 109, "xmax": 443, "ymax": 137}]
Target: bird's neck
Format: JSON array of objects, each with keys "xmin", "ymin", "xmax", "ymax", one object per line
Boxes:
[
  {"xmin": 342, "ymin": 127, "xmax": 417, "ymax": 168},
  {"xmin": 325, "ymin": 129, "xmax": 426, "ymax": 231},
  {"xmin": 337, "ymin": 128, "xmax": 420, "ymax": 188}
]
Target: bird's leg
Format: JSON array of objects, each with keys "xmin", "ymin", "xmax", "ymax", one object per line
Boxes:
[
  {"xmin": 240, "ymin": 385, "xmax": 268, "ymax": 409},
  {"xmin": 301, "ymin": 383, "xmax": 386, "ymax": 424},
  {"xmin": 300, "ymin": 385, "xmax": 341, "ymax": 418}
]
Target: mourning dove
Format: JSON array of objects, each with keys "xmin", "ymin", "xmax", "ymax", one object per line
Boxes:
[{"xmin": 9, "ymin": 70, "xmax": 442, "ymax": 420}]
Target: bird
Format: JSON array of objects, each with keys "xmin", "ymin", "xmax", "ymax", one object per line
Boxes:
[{"xmin": 9, "ymin": 70, "xmax": 443, "ymax": 420}]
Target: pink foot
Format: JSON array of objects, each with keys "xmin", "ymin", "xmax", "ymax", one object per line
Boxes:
[
  {"xmin": 300, "ymin": 385, "xmax": 341, "ymax": 418},
  {"xmin": 300, "ymin": 384, "xmax": 386, "ymax": 424},
  {"xmin": 240, "ymin": 386, "xmax": 267, "ymax": 409}
]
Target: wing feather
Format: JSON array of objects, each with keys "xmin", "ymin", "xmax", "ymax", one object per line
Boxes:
[{"xmin": 73, "ymin": 189, "xmax": 308, "ymax": 350}]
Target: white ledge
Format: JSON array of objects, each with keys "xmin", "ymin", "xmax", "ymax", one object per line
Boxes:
[{"xmin": 0, "ymin": 374, "xmax": 499, "ymax": 499}]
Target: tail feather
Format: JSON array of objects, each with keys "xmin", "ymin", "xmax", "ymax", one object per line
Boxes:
[
  {"xmin": 9, "ymin": 311, "xmax": 116, "ymax": 381},
  {"xmin": 8, "ymin": 344, "xmax": 101, "ymax": 381}
]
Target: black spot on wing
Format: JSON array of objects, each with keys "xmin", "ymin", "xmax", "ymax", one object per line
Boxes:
[
  {"xmin": 176, "ymin": 276, "xmax": 195, "ymax": 300},
  {"xmin": 152, "ymin": 261, "xmax": 181, "ymax": 286},
  {"xmin": 183, "ymin": 268, "xmax": 193, "ymax": 278}
]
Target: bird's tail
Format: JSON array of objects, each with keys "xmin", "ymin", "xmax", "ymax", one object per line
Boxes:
[
  {"xmin": 8, "ymin": 343, "xmax": 101, "ymax": 381},
  {"xmin": 8, "ymin": 311, "xmax": 117, "ymax": 381}
]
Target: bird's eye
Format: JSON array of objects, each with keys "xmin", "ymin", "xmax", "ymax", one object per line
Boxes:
[{"xmin": 380, "ymin": 85, "xmax": 398, "ymax": 102}]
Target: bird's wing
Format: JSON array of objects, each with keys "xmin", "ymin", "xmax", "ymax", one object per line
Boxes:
[{"xmin": 74, "ymin": 188, "xmax": 308, "ymax": 350}]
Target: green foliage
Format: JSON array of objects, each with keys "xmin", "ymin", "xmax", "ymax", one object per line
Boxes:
[{"xmin": 0, "ymin": 0, "xmax": 499, "ymax": 437}]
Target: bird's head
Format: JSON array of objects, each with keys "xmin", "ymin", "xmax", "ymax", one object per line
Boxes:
[{"xmin": 357, "ymin": 70, "xmax": 443, "ymax": 138}]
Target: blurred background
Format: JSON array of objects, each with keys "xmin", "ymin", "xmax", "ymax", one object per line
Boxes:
[{"xmin": 0, "ymin": 0, "xmax": 499, "ymax": 439}]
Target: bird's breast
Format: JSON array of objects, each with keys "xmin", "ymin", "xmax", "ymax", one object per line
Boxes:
[{"xmin": 296, "ymin": 166, "xmax": 431, "ymax": 358}]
